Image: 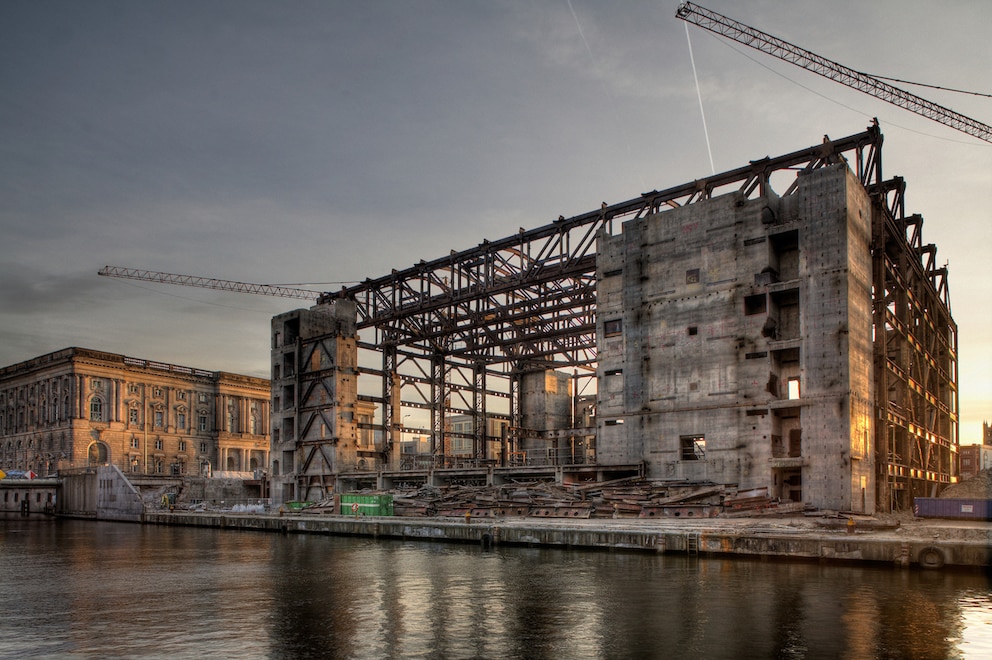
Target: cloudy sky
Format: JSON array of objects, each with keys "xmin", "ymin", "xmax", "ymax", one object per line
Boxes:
[{"xmin": 2, "ymin": 1, "xmax": 990, "ymax": 440}]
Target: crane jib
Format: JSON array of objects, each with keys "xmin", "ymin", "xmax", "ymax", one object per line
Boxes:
[{"xmin": 675, "ymin": 2, "xmax": 992, "ymax": 143}]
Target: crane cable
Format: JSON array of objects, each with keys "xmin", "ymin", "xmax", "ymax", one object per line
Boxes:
[{"xmin": 869, "ymin": 75, "xmax": 992, "ymax": 99}]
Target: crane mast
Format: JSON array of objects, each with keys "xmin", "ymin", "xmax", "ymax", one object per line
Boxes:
[
  {"xmin": 676, "ymin": 2, "xmax": 992, "ymax": 144},
  {"xmin": 97, "ymin": 265, "xmax": 322, "ymax": 301}
]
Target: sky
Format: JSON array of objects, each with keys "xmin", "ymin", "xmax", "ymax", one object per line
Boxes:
[{"xmin": 1, "ymin": 1, "xmax": 990, "ymax": 441}]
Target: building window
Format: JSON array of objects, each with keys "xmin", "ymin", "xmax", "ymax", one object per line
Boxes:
[
  {"xmin": 153, "ymin": 387, "xmax": 162, "ymax": 398},
  {"xmin": 199, "ymin": 442, "xmax": 207, "ymax": 453},
  {"xmin": 154, "ymin": 410, "xmax": 164, "ymax": 428},
  {"xmin": 198, "ymin": 415, "xmax": 208, "ymax": 432},
  {"xmin": 604, "ymin": 319, "xmax": 623, "ymax": 337},
  {"xmin": 198, "ymin": 393, "xmax": 207, "ymax": 404},
  {"xmin": 787, "ymin": 377, "xmax": 801, "ymax": 400},
  {"xmin": 155, "ymin": 439, "xmax": 163, "ymax": 450},
  {"xmin": 176, "ymin": 391, "xmax": 186, "ymax": 401},
  {"xmin": 130, "ymin": 437, "xmax": 139, "ymax": 449},
  {"xmin": 745, "ymin": 294, "xmax": 767, "ymax": 316},
  {"xmin": 89, "ymin": 398, "xmax": 104, "ymax": 422},
  {"xmin": 686, "ymin": 268, "xmax": 700, "ymax": 285},
  {"xmin": 178, "ymin": 440, "xmax": 187, "ymax": 452},
  {"xmin": 177, "ymin": 412, "xmax": 186, "ymax": 429},
  {"xmin": 129, "ymin": 408, "xmax": 139, "ymax": 425},
  {"xmin": 681, "ymin": 435, "xmax": 706, "ymax": 461},
  {"xmin": 91, "ymin": 379, "xmax": 103, "ymax": 390}
]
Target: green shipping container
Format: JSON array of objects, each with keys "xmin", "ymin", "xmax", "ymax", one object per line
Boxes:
[{"xmin": 340, "ymin": 493, "xmax": 394, "ymax": 517}]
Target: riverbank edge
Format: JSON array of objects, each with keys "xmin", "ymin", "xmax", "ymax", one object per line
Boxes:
[{"xmin": 128, "ymin": 511, "xmax": 991, "ymax": 571}]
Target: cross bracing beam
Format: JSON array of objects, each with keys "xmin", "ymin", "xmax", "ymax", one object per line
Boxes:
[{"xmin": 325, "ymin": 125, "xmax": 884, "ymax": 369}]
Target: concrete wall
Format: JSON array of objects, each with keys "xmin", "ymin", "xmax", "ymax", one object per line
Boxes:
[
  {"xmin": 596, "ymin": 164, "xmax": 875, "ymax": 512},
  {"xmin": 520, "ymin": 370, "xmax": 572, "ymax": 460},
  {"xmin": 270, "ymin": 299, "xmax": 359, "ymax": 505},
  {"xmin": 96, "ymin": 465, "xmax": 144, "ymax": 521},
  {"xmin": 0, "ymin": 479, "xmax": 57, "ymax": 514}
]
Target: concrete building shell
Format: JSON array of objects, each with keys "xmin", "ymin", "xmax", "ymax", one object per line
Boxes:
[
  {"xmin": 596, "ymin": 163, "xmax": 876, "ymax": 512},
  {"xmin": 269, "ymin": 125, "xmax": 957, "ymax": 512},
  {"xmin": 0, "ymin": 348, "xmax": 271, "ymax": 479}
]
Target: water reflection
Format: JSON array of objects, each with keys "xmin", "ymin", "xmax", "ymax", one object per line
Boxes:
[{"xmin": 0, "ymin": 518, "xmax": 988, "ymax": 659}]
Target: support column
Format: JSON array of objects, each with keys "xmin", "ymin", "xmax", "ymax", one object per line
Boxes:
[
  {"xmin": 431, "ymin": 352, "xmax": 446, "ymax": 467},
  {"xmin": 382, "ymin": 340, "xmax": 397, "ymax": 462},
  {"xmin": 473, "ymin": 361, "xmax": 486, "ymax": 461}
]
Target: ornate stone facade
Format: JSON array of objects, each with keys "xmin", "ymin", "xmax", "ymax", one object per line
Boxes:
[{"xmin": 0, "ymin": 348, "xmax": 269, "ymax": 478}]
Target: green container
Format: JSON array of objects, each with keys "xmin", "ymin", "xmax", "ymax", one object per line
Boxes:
[
  {"xmin": 340, "ymin": 493, "xmax": 394, "ymax": 517},
  {"xmin": 284, "ymin": 501, "xmax": 314, "ymax": 511}
]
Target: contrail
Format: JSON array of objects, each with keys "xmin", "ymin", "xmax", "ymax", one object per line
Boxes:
[{"xmin": 685, "ymin": 22, "xmax": 715, "ymax": 174}]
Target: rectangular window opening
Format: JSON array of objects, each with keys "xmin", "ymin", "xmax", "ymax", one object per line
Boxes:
[
  {"xmin": 745, "ymin": 294, "xmax": 767, "ymax": 316},
  {"xmin": 680, "ymin": 435, "xmax": 705, "ymax": 461},
  {"xmin": 787, "ymin": 377, "xmax": 801, "ymax": 400}
]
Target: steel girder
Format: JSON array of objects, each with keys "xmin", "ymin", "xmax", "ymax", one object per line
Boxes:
[
  {"xmin": 324, "ymin": 125, "xmax": 885, "ymax": 374},
  {"xmin": 870, "ymin": 176, "xmax": 958, "ymax": 511}
]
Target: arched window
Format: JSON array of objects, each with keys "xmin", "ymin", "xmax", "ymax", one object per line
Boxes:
[
  {"xmin": 63, "ymin": 396, "xmax": 70, "ymax": 420},
  {"xmin": 89, "ymin": 397, "xmax": 104, "ymax": 422},
  {"xmin": 87, "ymin": 442, "xmax": 109, "ymax": 465}
]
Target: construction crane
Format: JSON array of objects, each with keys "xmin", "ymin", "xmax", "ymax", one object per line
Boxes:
[
  {"xmin": 676, "ymin": 2, "xmax": 992, "ymax": 144},
  {"xmin": 97, "ymin": 265, "xmax": 324, "ymax": 301}
]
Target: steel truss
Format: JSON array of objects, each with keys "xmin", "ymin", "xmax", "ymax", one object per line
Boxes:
[
  {"xmin": 320, "ymin": 125, "xmax": 888, "ymax": 469},
  {"xmin": 871, "ymin": 177, "xmax": 958, "ymax": 510}
]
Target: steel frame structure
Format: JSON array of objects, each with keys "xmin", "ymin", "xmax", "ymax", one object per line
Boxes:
[
  {"xmin": 870, "ymin": 177, "xmax": 958, "ymax": 510},
  {"xmin": 323, "ymin": 125, "xmax": 888, "ymax": 469},
  {"xmin": 101, "ymin": 125, "xmax": 956, "ymax": 510}
]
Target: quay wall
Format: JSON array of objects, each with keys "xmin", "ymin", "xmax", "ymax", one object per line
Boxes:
[{"xmin": 141, "ymin": 512, "xmax": 991, "ymax": 570}]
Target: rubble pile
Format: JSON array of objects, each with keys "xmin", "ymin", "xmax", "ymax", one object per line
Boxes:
[
  {"xmin": 372, "ymin": 478, "xmax": 805, "ymax": 519},
  {"xmin": 939, "ymin": 468, "xmax": 992, "ymax": 499}
]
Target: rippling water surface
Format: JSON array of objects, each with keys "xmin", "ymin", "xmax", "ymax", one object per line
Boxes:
[{"xmin": 1, "ymin": 517, "xmax": 989, "ymax": 659}]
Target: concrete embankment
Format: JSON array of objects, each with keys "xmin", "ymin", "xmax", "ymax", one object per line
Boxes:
[{"xmin": 141, "ymin": 511, "xmax": 991, "ymax": 570}]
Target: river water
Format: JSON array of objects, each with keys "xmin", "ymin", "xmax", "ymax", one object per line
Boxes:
[{"xmin": 0, "ymin": 517, "xmax": 989, "ymax": 659}]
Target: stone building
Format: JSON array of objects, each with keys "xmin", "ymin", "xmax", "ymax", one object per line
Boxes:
[
  {"xmin": 958, "ymin": 444, "xmax": 992, "ymax": 481},
  {"xmin": 0, "ymin": 348, "xmax": 270, "ymax": 478}
]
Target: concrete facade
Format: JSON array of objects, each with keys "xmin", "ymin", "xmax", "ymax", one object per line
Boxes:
[
  {"xmin": 0, "ymin": 348, "xmax": 270, "ymax": 479},
  {"xmin": 270, "ymin": 299, "xmax": 360, "ymax": 504},
  {"xmin": 596, "ymin": 164, "xmax": 875, "ymax": 513}
]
